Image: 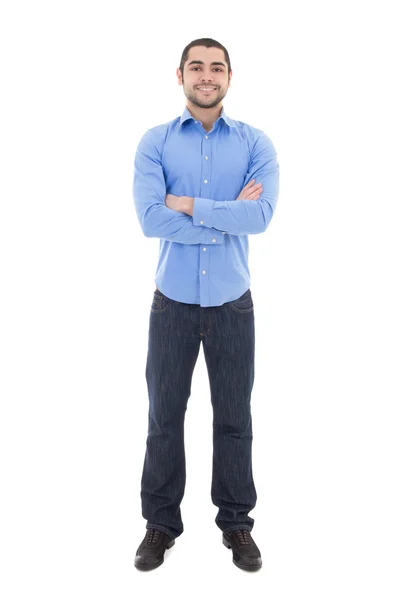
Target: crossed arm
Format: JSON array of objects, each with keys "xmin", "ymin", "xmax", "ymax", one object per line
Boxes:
[
  {"xmin": 164, "ymin": 178, "xmax": 265, "ymax": 216},
  {"xmin": 133, "ymin": 129, "xmax": 279, "ymax": 242}
]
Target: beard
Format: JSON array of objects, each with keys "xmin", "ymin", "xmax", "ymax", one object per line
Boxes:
[{"xmin": 182, "ymin": 81, "xmax": 228, "ymax": 109}]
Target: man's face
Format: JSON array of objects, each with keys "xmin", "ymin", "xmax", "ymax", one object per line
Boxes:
[{"xmin": 177, "ymin": 46, "xmax": 231, "ymax": 109}]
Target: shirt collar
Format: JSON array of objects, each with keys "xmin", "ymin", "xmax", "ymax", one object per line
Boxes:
[{"xmin": 179, "ymin": 105, "xmax": 237, "ymax": 129}]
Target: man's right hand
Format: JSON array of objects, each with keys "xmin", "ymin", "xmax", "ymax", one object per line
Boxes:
[{"xmin": 236, "ymin": 179, "xmax": 263, "ymax": 200}]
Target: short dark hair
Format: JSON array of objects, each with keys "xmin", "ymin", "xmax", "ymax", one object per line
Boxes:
[{"xmin": 179, "ymin": 38, "xmax": 231, "ymax": 75}]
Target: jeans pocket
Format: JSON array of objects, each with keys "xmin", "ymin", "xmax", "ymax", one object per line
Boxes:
[
  {"xmin": 228, "ymin": 289, "xmax": 254, "ymax": 313},
  {"xmin": 151, "ymin": 290, "xmax": 171, "ymax": 313}
]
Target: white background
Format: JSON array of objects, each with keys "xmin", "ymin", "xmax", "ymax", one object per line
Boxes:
[{"xmin": 1, "ymin": 0, "xmax": 399, "ymax": 598}]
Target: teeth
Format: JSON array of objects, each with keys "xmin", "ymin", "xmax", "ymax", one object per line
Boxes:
[{"xmin": 198, "ymin": 87, "xmax": 215, "ymax": 91}]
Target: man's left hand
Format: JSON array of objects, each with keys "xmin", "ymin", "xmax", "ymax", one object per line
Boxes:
[{"xmin": 165, "ymin": 194, "xmax": 194, "ymax": 216}]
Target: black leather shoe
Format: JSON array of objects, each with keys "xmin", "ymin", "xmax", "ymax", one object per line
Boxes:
[
  {"xmin": 223, "ymin": 529, "xmax": 262, "ymax": 571},
  {"xmin": 134, "ymin": 528, "xmax": 175, "ymax": 571}
]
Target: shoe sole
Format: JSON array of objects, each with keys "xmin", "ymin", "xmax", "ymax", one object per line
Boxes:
[
  {"xmin": 134, "ymin": 538, "xmax": 175, "ymax": 571},
  {"xmin": 222, "ymin": 535, "xmax": 262, "ymax": 571}
]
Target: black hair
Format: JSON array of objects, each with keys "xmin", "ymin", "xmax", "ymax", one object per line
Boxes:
[{"xmin": 179, "ymin": 38, "xmax": 231, "ymax": 76}]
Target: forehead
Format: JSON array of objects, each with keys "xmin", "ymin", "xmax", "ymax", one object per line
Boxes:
[{"xmin": 185, "ymin": 46, "xmax": 227, "ymax": 68}]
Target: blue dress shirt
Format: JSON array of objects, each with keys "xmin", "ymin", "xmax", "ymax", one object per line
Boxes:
[{"xmin": 133, "ymin": 105, "xmax": 279, "ymax": 307}]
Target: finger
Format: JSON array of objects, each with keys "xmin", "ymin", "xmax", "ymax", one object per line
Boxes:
[
  {"xmin": 248, "ymin": 184, "xmax": 262, "ymax": 194},
  {"xmin": 249, "ymin": 186, "xmax": 263, "ymax": 195},
  {"xmin": 244, "ymin": 179, "xmax": 255, "ymax": 188}
]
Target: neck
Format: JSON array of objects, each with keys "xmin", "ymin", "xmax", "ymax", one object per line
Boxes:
[{"xmin": 186, "ymin": 102, "xmax": 223, "ymax": 131}]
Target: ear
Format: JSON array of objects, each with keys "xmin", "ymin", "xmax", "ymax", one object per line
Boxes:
[{"xmin": 176, "ymin": 68, "xmax": 183, "ymax": 85}]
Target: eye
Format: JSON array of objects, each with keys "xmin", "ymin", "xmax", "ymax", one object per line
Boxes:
[{"xmin": 191, "ymin": 67, "xmax": 222, "ymax": 72}]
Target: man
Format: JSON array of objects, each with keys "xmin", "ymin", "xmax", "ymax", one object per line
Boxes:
[{"xmin": 132, "ymin": 38, "xmax": 279, "ymax": 571}]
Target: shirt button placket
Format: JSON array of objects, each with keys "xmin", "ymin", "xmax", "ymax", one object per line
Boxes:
[
  {"xmin": 203, "ymin": 135, "xmax": 210, "ymax": 182},
  {"xmin": 201, "ymin": 133, "xmax": 211, "ymax": 304},
  {"xmin": 202, "ymin": 133, "xmax": 210, "ymax": 192}
]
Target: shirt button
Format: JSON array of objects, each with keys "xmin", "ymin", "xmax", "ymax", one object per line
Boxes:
[
  {"xmin": 205, "ymin": 156, "xmax": 209, "ymax": 160},
  {"xmin": 205, "ymin": 135, "xmax": 208, "ymax": 139},
  {"xmin": 222, "ymin": 232, "xmax": 226, "ymax": 235},
  {"xmin": 204, "ymin": 179, "xmax": 208, "ymax": 183},
  {"xmin": 202, "ymin": 270, "xmax": 206, "ymax": 274},
  {"xmin": 203, "ymin": 247, "xmax": 206, "ymax": 251},
  {"xmin": 200, "ymin": 220, "xmax": 204, "ymax": 224},
  {"xmin": 212, "ymin": 238, "xmax": 216, "ymax": 243}
]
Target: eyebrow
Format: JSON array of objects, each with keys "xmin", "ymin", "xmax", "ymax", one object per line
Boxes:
[{"xmin": 187, "ymin": 60, "xmax": 226, "ymax": 68}]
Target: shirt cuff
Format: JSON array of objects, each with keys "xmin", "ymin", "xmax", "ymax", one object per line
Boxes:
[{"xmin": 192, "ymin": 197, "xmax": 225, "ymax": 242}]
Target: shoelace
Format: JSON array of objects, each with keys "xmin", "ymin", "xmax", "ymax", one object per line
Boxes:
[
  {"xmin": 146, "ymin": 528, "xmax": 161, "ymax": 544},
  {"xmin": 233, "ymin": 529, "xmax": 252, "ymax": 545}
]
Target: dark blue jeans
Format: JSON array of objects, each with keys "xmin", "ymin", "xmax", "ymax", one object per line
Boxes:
[{"xmin": 140, "ymin": 287, "xmax": 257, "ymax": 540}]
